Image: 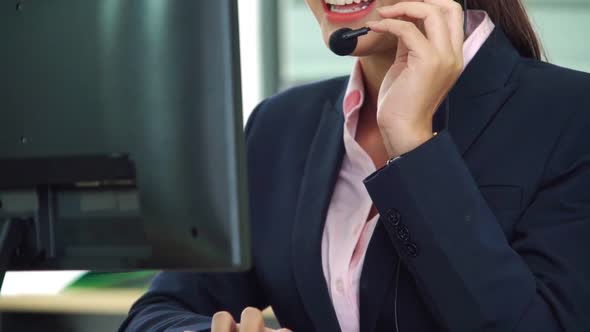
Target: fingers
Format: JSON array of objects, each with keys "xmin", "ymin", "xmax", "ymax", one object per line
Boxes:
[
  {"xmin": 211, "ymin": 308, "xmax": 292, "ymax": 332},
  {"xmin": 240, "ymin": 307, "xmax": 265, "ymax": 332},
  {"xmin": 377, "ymin": 2, "xmax": 453, "ymax": 55},
  {"xmin": 211, "ymin": 311, "xmax": 238, "ymax": 332},
  {"xmin": 367, "ymin": 18, "xmax": 432, "ymax": 59},
  {"xmin": 424, "ymin": 0, "xmax": 465, "ymax": 61}
]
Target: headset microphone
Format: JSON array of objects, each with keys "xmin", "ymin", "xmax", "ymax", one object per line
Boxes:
[{"xmin": 328, "ymin": 27, "xmax": 371, "ymax": 56}]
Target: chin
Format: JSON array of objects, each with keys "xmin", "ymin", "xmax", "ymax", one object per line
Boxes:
[{"xmin": 315, "ymin": 0, "xmax": 397, "ymax": 57}]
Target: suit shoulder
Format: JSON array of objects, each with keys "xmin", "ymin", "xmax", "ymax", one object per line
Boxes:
[
  {"xmin": 246, "ymin": 76, "xmax": 347, "ymax": 143},
  {"xmin": 515, "ymin": 59, "xmax": 590, "ymax": 98},
  {"xmin": 258, "ymin": 76, "xmax": 348, "ymax": 117},
  {"xmin": 510, "ymin": 59, "xmax": 590, "ymax": 124}
]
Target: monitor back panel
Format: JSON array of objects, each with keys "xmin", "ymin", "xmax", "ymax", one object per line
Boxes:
[{"xmin": 0, "ymin": 0, "xmax": 250, "ymax": 271}]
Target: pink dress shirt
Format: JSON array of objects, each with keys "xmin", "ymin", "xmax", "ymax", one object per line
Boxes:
[{"xmin": 320, "ymin": 10, "xmax": 495, "ymax": 332}]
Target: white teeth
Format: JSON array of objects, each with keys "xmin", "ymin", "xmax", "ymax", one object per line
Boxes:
[
  {"xmin": 329, "ymin": 3, "xmax": 370, "ymax": 13},
  {"xmin": 324, "ymin": 0, "xmax": 371, "ymax": 6},
  {"xmin": 325, "ymin": 0, "xmax": 372, "ymax": 11}
]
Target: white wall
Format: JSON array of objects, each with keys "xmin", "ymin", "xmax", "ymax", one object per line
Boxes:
[{"xmin": 238, "ymin": 0, "xmax": 263, "ymax": 123}]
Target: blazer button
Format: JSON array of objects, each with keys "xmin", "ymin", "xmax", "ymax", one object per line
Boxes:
[
  {"xmin": 396, "ymin": 225, "xmax": 410, "ymax": 242},
  {"xmin": 405, "ymin": 243, "xmax": 419, "ymax": 257},
  {"xmin": 387, "ymin": 208, "xmax": 401, "ymax": 226}
]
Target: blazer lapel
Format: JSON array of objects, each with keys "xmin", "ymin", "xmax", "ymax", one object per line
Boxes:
[
  {"xmin": 291, "ymin": 87, "xmax": 346, "ymax": 332},
  {"xmin": 358, "ymin": 27, "xmax": 522, "ymax": 331},
  {"xmin": 447, "ymin": 27, "xmax": 521, "ymax": 156}
]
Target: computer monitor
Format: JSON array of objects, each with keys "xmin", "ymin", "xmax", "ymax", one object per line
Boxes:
[{"xmin": 0, "ymin": 0, "xmax": 250, "ymax": 279}]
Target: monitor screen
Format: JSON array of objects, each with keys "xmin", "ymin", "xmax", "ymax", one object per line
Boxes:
[{"xmin": 0, "ymin": 0, "xmax": 250, "ymax": 272}]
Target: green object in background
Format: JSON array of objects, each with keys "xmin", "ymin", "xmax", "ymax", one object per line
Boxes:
[{"xmin": 67, "ymin": 271, "xmax": 158, "ymax": 290}]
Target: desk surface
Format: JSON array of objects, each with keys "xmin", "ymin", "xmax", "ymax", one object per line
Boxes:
[
  {"xmin": 0, "ymin": 289, "xmax": 144, "ymax": 314},
  {"xmin": 0, "ymin": 289, "xmax": 276, "ymax": 318}
]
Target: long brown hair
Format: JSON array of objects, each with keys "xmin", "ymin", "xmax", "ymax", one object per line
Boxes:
[{"xmin": 468, "ymin": 0, "xmax": 544, "ymax": 61}]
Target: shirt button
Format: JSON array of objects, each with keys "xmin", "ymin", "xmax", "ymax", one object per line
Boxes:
[{"xmin": 335, "ymin": 279, "xmax": 345, "ymax": 293}]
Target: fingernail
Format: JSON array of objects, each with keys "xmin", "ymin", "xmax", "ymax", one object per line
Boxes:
[{"xmin": 366, "ymin": 20, "xmax": 378, "ymax": 27}]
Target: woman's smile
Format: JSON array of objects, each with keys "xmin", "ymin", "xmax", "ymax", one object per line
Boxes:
[{"xmin": 322, "ymin": 0, "xmax": 377, "ymax": 23}]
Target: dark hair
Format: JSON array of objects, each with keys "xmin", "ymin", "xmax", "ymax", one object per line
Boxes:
[{"xmin": 468, "ymin": 0, "xmax": 544, "ymax": 61}]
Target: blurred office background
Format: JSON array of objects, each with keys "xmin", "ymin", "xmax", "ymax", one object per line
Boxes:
[{"xmin": 1, "ymin": 0, "xmax": 589, "ymax": 330}]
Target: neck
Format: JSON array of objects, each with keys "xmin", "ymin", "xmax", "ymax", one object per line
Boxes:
[{"xmin": 358, "ymin": 52, "xmax": 394, "ymax": 115}]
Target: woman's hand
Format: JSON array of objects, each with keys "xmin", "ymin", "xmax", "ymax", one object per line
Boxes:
[
  {"xmin": 201, "ymin": 307, "xmax": 292, "ymax": 332},
  {"xmin": 366, "ymin": 0, "xmax": 465, "ymax": 158}
]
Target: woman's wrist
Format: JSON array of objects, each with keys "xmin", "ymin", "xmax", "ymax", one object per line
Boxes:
[{"xmin": 379, "ymin": 125, "xmax": 436, "ymax": 159}]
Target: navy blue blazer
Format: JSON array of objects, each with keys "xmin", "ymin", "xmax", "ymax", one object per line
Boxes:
[{"xmin": 120, "ymin": 27, "xmax": 590, "ymax": 332}]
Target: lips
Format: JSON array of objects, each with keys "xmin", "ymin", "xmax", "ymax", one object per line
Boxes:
[{"xmin": 322, "ymin": 0, "xmax": 376, "ymax": 24}]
